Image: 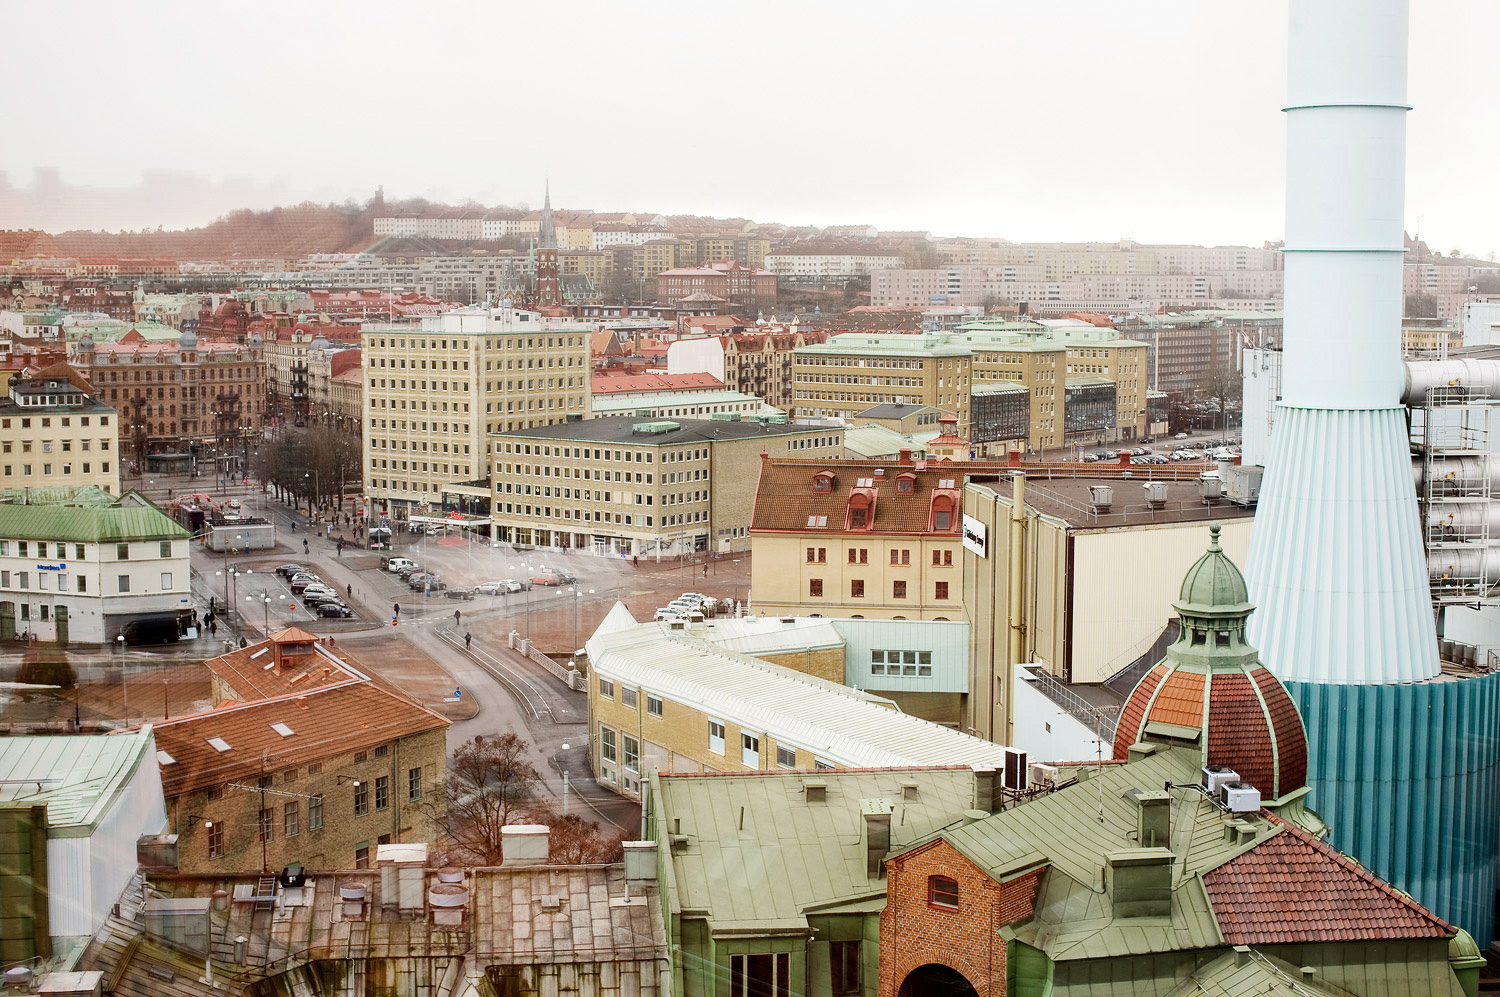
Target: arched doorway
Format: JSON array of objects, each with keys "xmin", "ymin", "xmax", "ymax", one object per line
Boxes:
[{"xmin": 898, "ymin": 963, "xmax": 979, "ymax": 997}]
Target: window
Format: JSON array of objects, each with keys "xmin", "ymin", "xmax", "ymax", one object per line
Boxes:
[
  {"xmin": 75, "ymin": 544, "xmax": 84, "ymax": 559},
  {"xmin": 776, "ymin": 745, "xmax": 797, "ymax": 768},
  {"xmin": 708, "ymin": 719, "xmax": 725, "ymax": 754},
  {"xmin": 730, "ymin": 954, "xmax": 791, "ymax": 997},
  {"xmin": 935, "ymin": 581, "xmax": 949, "ymax": 600},
  {"xmin": 116, "ymin": 543, "xmax": 128, "ymax": 560},
  {"xmin": 160, "ymin": 572, "xmax": 173, "ymax": 590},
  {"xmin": 621, "ymin": 687, "xmax": 638, "ymax": 709},
  {"xmin": 117, "ymin": 574, "xmax": 129, "ymax": 593},
  {"xmin": 601, "ymin": 726, "xmax": 617, "ymax": 762},
  {"xmin": 375, "ymin": 775, "xmax": 390, "ymax": 811},
  {"xmin": 284, "ymin": 801, "xmax": 300, "ymax": 837},
  {"xmin": 208, "ymin": 822, "xmax": 224, "ymax": 859},
  {"xmin": 850, "ymin": 508, "xmax": 867, "ymax": 528},
  {"xmin": 647, "ymin": 695, "xmax": 663, "ymax": 717},
  {"xmin": 77, "ymin": 576, "xmax": 86, "ymax": 593},
  {"xmin": 353, "ymin": 751, "xmax": 368, "ymax": 763},
  {"xmin": 309, "ymin": 794, "xmax": 324, "ymax": 830},
  {"xmin": 929, "ymin": 875, "xmax": 960, "ymax": 909},
  {"xmin": 355, "ymin": 843, "xmax": 370, "ymax": 869},
  {"xmin": 809, "ymin": 578, "xmax": 823, "ymax": 597},
  {"xmin": 893, "ymin": 580, "xmax": 907, "ymax": 599},
  {"xmin": 354, "ymin": 782, "xmax": 369, "ymax": 816},
  {"xmin": 599, "ymin": 677, "xmax": 613, "ymax": 698},
  {"xmin": 813, "ymin": 477, "xmax": 830, "ymax": 492},
  {"xmin": 258, "ymin": 808, "xmax": 273, "ymax": 844},
  {"xmin": 409, "ymin": 767, "xmax": 423, "ymax": 801},
  {"xmin": 896, "ymin": 476, "xmax": 914, "ymax": 493},
  {"xmin": 741, "ymin": 732, "xmax": 760, "ymax": 766},
  {"xmin": 622, "ymin": 735, "xmax": 639, "ymax": 773},
  {"xmin": 159, "ymin": 540, "xmax": 171, "ymax": 558},
  {"xmin": 851, "ymin": 579, "xmax": 865, "ymax": 598},
  {"xmin": 374, "ymin": 745, "xmax": 389, "ymax": 758},
  {"xmin": 16, "ymin": 542, "xmax": 25, "ymax": 557},
  {"xmin": 830, "ymin": 941, "xmax": 861, "ymax": 995},
  {"xmin": 933, "ymin": 549, "xmax": 953, "ymax": 566}
]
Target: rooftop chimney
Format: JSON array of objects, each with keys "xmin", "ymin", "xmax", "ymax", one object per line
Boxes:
[
  {"xmin": 501, "ymin": 824, "xmax": 551, "ymax": 867},
  {"xmin": 1245, "ymin": 0, "xmax": 1439, "ymax": 685}
]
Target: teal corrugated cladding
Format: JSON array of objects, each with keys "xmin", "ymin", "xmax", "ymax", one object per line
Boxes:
[{"xmin": 1287, "ymin": 671, "xmax": 1500, "ymax": 946}]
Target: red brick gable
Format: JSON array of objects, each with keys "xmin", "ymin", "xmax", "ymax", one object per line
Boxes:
[
  {"xmin": 880, "ymin": 838, "xmax": 1043, "ymax": 997},
  {"xmin": 1203, "ymin": 815, "xmax": 1454, "ymax": 944}
]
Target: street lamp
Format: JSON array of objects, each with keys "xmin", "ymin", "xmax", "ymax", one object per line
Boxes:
[
  {"xmin": 510, "ymin": 564, "xmax": 534, "ymax": 641},
  {"xmin": 559, "ymin": 742, "xmax": 571, "ymax": 815},
  {"xmin": 569, "ymin": 587, "xmax": 595, "ymax": 663},
  {"xmin": 246, "ymin": 592, "xmax": 272, "ymax": 635},
  {"xmin": 116, "ymin": 634, "xmax": 127, "ymax": 720}
]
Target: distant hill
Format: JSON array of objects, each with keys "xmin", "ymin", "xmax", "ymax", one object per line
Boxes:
[{"xmin": 49, "ymin": 197, "xmax": 461, "ymax": 260}]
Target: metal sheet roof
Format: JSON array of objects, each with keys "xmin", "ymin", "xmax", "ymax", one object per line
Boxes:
[
  {"xmin": 0, "ymin": 498, "xmax": 187, "ymax": 542},
  {"xmin": 0, "ymin": 728, "xmax": 155, "ymax": 834},
  {"xmin": 586, "ymin": 623, "xmax": 1012, "ymax": 769}
]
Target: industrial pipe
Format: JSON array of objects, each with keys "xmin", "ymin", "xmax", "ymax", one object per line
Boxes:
[
  {"xmin": 1403, "ymin": 358, "xmax": 1500, "ymax": 407},
  {"xmin": 1428, "ymin": 546, "xmax": 1500, "ymax": 591},
  {"xmin": 1412, "ymin": 454, "xmax": 1500, "ymax": 493},
  {"xmin": 1004, "ymin": 473, "xmax": 1026, "ymax": 747}
]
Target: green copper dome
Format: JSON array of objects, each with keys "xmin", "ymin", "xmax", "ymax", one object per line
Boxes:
[{"xmin": 1175, "ymin": 523, "xmax": 1253, "ymax": 618}]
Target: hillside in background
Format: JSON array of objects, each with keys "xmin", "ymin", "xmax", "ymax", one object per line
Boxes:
[{"xmin": 48, "ymin": 197, "xmax": 456, "ymax": 260}]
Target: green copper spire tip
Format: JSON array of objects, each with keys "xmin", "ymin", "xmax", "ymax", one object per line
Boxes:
[{"xmin": 1208, "ymin": 521, "xmax": 1222, "ymax": 551}]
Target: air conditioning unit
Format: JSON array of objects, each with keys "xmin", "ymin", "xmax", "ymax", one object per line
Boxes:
[
  {"xmin": 1221, "ymin": 782, "xmax": 1261, "ymax": 814},
  {"xmin": 1028, "ymin": 763, "xmax": 1058, "ymax": 788},
  {"xmin": 1002, "ymin": 747, "xmax": 1029, "ymax": 791},
  {"xmin": 1202, "ymin": 766, "xmax": 1239, "ymax": 796}
]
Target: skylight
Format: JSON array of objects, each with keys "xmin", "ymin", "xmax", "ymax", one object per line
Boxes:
[
  {"xmin": 206, "ymin": 737, "xmax": 232, "ymax": 752},
  {"xmin": 156, "ymin": 750, "xmax": 177, "ymax": 766},
  {"xmin": 271, "ymin": 722, "xmax": 295, "ymax": 737}
]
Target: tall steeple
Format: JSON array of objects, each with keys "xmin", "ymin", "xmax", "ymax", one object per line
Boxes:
[{"xmin": 539, "ymin": 180, "xmax": 557, "ymax": 251}]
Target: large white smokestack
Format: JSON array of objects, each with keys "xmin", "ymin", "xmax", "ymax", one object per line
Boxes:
[{"xmin": 1245, "ymin": 0, "xmax": 1439, "ymax": 684}]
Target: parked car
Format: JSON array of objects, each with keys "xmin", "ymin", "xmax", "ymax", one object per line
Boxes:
[
  {"xmin": 473, "ymin": 581, "xmax": 506, "ymax": 595},
  {"xmin": 1174, "ymin": 432, "xmax": 1189, "ymax": 439},
  {"xmin": 386, "ymin": 557, "xmax": 416, "ymax": 573},
  {"xmin": 531, "ymin": 573, "xmax": 562, "ymax": 586},
  {"xmin": 408, "ymin": 573, "xmax": 442, "ymax": 590},
  {"xmin": 444, "ymin": 588, "xmax": 475, "ymax": 600},
  {"xmin": 500, "ymin": 579, "xmax": 530, "ymax": 593},
  {"xmin": 301, "ymin": 585, "xmax": 338, "ymax": 601},
  {"xmin": 396, "ymin": 564, "xmax": 423, "ymax": 579},
  {"xmin": 654, "ymin": 609, "xmax": 685, "ymax": 623},
  {"xmin": 423, "ymin": 524, "xmax": 446, "ymax": 536},
  {"xmin": 301, "ymin": 592, "xmax": 342, "ymax": 607},
  {"xmin": 315, "ymin": 603, "xmax": 354, "ymax": 618},
  {"xmin": 551, "ymin": 570, "xmax": 578, "ymax": 585},
  {"xmin": 289, "ymin": 575, "xmax": 322, "ymax": 593},
  {"xmin": 275, "ymin": 563, "xmax": 308, "ymax": 578}
]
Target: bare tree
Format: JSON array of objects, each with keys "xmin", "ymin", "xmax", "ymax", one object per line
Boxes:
[
  {"xmin": 528, "ymin": 806, "xmax": 629, "ymax": 865},
  {"xmin": 1195, "ymin": 357, "xmax": 1243, "ymax": 432},
  {"xmin": 424, "ymin": 732, "xmax": 544, "ymax": 866}
]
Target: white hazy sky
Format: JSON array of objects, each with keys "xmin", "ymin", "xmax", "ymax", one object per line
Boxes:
[{"xmin": 2, "ymin": 0, "xmax": 1496, "ymax": 255}]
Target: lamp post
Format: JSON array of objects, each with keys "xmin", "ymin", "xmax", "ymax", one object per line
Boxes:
[
  {"xmin": 510, "ymin": 564, "xmax": 534, "ymax": 641},
  {"xmin": 246, "ymin": 591, "xmax": 272, "ymax": 635},
  {"xmin": 116, "ymin": 634, "xmax": 127, "ymax": 720},
  {"xmin": 559, "ymin": 742, "xmax": 571, "ymax": 815},
  {"xmin": 569, "ymin": 587, "xmax": 595, "ymax": 662}
]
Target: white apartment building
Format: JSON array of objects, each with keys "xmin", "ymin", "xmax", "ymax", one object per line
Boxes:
[
  {"xmin": 763, "ymin": 251, "xmax": 909, "ymax": 278},
  {"xmin": 372, "ymin": 214, "xmax": 485, "ymax": 240},
  {"xmin": 0, "ymin": 488, "xmax": 191, "ymax": 644},
  {"xmin": 591, "ymin": 226, "xmax": 673, "ymax": 249},
  {"xmin": 361, "ymin": 306, "xmax": 593, "ymax": 515}
]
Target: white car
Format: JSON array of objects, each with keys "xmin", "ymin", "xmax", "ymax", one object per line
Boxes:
[
  {"xmin": 301, "ymin": 585, "xmax": 337, "ymax": 600},
  {"xmin": 387, "ymin": 557, "xmax": 416, "ymax": 573},
  {"xmin": 655, "ymin": 609, "xmax": 686, "ymax": 623}
]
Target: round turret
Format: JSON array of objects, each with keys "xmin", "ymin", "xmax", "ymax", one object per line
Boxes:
[
  {"xmin": 179, "ymin": 327, "xmax": 197, "ymax": 350},
  {"xmin": 1113, "ymin": 523, "xmax": 1310, "ymax": 802}
]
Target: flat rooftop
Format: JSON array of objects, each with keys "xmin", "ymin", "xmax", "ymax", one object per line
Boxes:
[
  {"xmin": 969, "ymin": 469, "xmax": 1254, "ymax": 529},
  {"xmin": 493, "ymin": 416, "xmax": 834, "ymax": 446}
]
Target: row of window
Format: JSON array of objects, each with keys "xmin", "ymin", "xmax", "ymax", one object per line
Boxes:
[
  {"xmin": 205, "ymin": 767, "xmax": 423, "ymax": 858},
  {"xmin": 0, "ymin": 414, "xmax": 109, "ymax": 429},
  {"xmin": 0, "ymin": 540, "xmax": 172, "ymax": 561},
  {"xmin": 806, "ymin": 547, "xmax": 954, "ymax": 566},
  {"xmin": 2, "ymin": 462, "xmax": 111, "ymax": 478},
  {"xmin": 808, "ymin": 579, "xmax": 949, "ymax": 601},
  {"xmin": 1, "ymin": 439, "xmax": 109, "ymax": 453}
]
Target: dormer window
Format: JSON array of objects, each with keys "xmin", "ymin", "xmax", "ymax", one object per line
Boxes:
[
  {"xmin": 813, "ymin": 471, "xmax": 834, "ymax": 492},
  {"xmin": 896, "ymin": 475, "xmax": 915, "ymax": 494},
  {"xmin": 931, "ymin": 495, "xmax": 956, "ymax": 532}
]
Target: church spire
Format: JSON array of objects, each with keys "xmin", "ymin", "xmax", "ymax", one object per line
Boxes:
[{"xmin": 539, "ymin": 180, "xmax": 557, "ymax": 250}]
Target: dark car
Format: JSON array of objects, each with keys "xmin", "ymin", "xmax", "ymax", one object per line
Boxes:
[
  {"xmin": 276, "ymin": 563, "xmax": 309, "ymax": 578},
  {"xmin": 552, "ymin": 570, "xmax": 578, "ymax": 585},
  {"xmin": 314, "ymin": 602, "xmax": 354, "ymax": 618},
  {"xmin": 396, "ymin": 564, "xmax": 423, "ymax": 579},
  {"xmin": 300, "ymin": 592, "xmax": 343, "ymax": 607},
  {"xmin": 443, "ymin": 588, "xmax": 474, "ymax": 600},
  {"xmin": 289, "ymin": 575, "xmax": 322, "ymax": 593}
]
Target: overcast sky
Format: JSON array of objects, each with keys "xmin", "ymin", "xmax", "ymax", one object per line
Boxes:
[{"xmin": 2, "ymin": 0, "xmax": 1495, "ymax": 256}]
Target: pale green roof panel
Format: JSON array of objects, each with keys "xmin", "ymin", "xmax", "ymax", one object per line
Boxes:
[{"xmin": 0, "ymin": 728, "xmax": 157, "ymax": 835}]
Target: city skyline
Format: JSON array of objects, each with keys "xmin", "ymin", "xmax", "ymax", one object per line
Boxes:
[{"xmin": 1, "ymin": 0, "xmax": 1496, "ymax": 257}]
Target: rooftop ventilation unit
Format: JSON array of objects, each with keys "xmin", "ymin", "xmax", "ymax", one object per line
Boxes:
[
  {"xmin": 1028, "ymin": 763, "xmax": 1058, "ymax": 788},
  {"xmin": 1198, "ymin": 473, "xmax": 1223, "ymax": 504},
  {"xmin": 1202, "ymin": 766, "xmax": 1240, "ymax": 796},
  {"xmin": 632, "ymin": 420, "xmax": 680, "ymax": 434},
  {"xmin": 1142, "ymin": 481, "xmax": 1168, "ymax": 509},
  {"xmin": 1088, "ymin": 485, "xmax": 1114, "ymax": 512},
  {"xmin": 1002, "ymin": 747, "xmax": 1029, "ymax": 791},
  {"xmin": 1220, "ymin": 781, "xmax": 1262, "ymax": 814}
]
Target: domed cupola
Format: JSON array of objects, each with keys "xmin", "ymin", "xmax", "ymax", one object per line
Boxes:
[
  {"xmin": 179, "ymin": 327, "xmax": 198, "ymax": 350},
  {"xmin": 1113, "ymin": 523, "xmax": 1311, "ymax": 803}
]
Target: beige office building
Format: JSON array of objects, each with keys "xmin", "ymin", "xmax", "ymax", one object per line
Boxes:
[
  {"xmin": 490, "ymin": 415, "xmax": 843, "ymax": 555},
  {"xmin": 0, "ymin": 371, "xmax": 119, "ymax": 495},
  {"xmin": 362, "ymin": 306, "xmax": 592, "ymax": 516},
  {"xmin": 794, "ymin": 334, "xmax": 974, "ymax": 436}
]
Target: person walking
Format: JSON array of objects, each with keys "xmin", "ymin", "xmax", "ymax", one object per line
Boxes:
[
  {"xmin": 464, "ymin": 632, "xmax": 472, "ymax": 650},
  {"xmin": 303, "ymin": 538, "xmax": 309, "ymax": 555},
  {"xmin": 453, "ymin": 609, "xmax": 462, "ymax": 627},
  {"xmin": 346, "ymin": 583, "xmax": 352, "ymax": 599}
]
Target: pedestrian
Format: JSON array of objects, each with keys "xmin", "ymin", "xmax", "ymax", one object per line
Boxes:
[
  {"xmin": 393, "ymin": 602, "xmax": 401, "ymax": 618},
  {"xmin": 208, "ymin": 618, "xmax": 217, "ymax": 636},
  {"xmin": 303, "ymin": 538, "xmax": 309, "ymax": 554},
  {"xmin": 632, "ymin": 555, "xmax": 639, "ymax": 568},
  {"xmin": 337, "ymin": 540, "xmax": 344, "ymax": 557},
  {"xmin": 464, "ymin": 632, "xmax": 472, "ymax": 650},
  {"xmin": 454, "ymin": 609, "xmax": 461, "ymax": 626},
  {"xmin": 346, "ymin": 583, "xmax": 352, "ymax": 599}
]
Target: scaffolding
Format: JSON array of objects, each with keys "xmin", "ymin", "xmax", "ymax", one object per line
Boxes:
[{"xmin": 1413, "ymin": 385, "xmax": 1498, "ymax": 608}]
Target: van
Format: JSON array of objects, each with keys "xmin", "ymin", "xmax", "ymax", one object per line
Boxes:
[{"xmin": 387, "ymin": 557, "xmax": 416, "ymax": 573}]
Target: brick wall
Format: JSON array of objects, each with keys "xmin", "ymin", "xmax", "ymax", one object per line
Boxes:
[{"xmin": 878, "ymin": 839, "xmax": 1042, "ymax": 997}]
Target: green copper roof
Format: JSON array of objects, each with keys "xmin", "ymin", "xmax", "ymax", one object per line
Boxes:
[
  {"xmin": 1176, "ymin": 523, "xmax": 1252, "ymax": 617},
  {"xmin": 0, "ymin": 728, "xmax": 159, "ymax": 837},
  {"xmin": 0, "ymin": 490, "xmax": 187, "ymax": 542}
]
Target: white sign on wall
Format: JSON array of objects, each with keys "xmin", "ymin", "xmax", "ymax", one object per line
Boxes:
[{"xmin": 962, "ymin": 514, "xmax": 988, "ymax": 558}]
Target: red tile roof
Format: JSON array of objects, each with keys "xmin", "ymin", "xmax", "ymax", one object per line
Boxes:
[
  {"xmin": 750, "ymin": 457, "xmax": 965, "ymax": 537},
  {"xmin": 1112, "ymin": 665, "xmax": 1164, "ymax": 749},
  {"xmin": 148, "ymin": 629, "xmax": 448, "ymax": 797},
  {"xmin": 590, "ymin": 372, "xmax": 725, "ymax": 395},
  {"xmin": 1204, "ymin": 815, "xmax": 1454, "ymax": 943}
]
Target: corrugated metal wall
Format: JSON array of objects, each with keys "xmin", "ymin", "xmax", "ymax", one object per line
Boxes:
[{"xmin": 1289, "ymin": 670, "xmax": 1500, "ymax": 946}]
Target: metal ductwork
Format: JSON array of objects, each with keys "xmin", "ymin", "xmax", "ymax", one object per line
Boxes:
[
  {"xmin": 1403, "ymin": 358, "xmax": 1500, "ymax": 407},
  {"xmin": 1413, "ymin": 454, "xmax": 1500, "ymax": 493},
  {"xmin": 1428, "ymin": 547, "xmax": 1500, "ymax": 592}
]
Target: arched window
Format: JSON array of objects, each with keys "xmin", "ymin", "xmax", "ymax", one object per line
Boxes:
[{"xmin": 929, "ymin": 875, "xmax": 959, "ymax": 909}]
